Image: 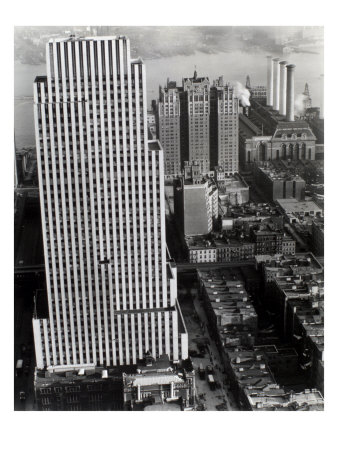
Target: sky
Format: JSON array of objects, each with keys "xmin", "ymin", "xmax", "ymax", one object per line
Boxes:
[{"xmin": 14, "ymin": 26, "xmax": 324, "ymax": 63}]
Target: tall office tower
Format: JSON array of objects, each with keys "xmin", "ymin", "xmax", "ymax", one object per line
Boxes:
[
  {"xmin": 158, "ymin": 81, "xmax": 181, "ymax": 176},
  {"xmin": 181, "ymin": 71, "xmax": 210, "ymax": 173},
  {"xmin": 210, "ymin": 78, "xmax": 239, "ymax": 174},
  {"xmin": 32, "ymin": 36, "xmax": 188, "ymax": 370}
]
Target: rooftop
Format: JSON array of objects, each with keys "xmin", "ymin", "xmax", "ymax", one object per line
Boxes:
[
  {"xmin": 256, "ymin": 162, "xmax": 305, "ymax": 182},
  {"xmin": 48, "ymin": 35, "xmax": 128, "ymax": 43},
  {"xmin": 277, "ymin": 198, "xmax": 323, "ymax": 214},
  {"xmin": 186, "ymin": 234, "xmax": 254, "ymax": 250},
  {"xmin": 256, "ymin": 252, "xmax": 323, "ymax": 273},
  {"xmin": 148, "ymin": 140, "xmax": 162, "ymax": 152}
]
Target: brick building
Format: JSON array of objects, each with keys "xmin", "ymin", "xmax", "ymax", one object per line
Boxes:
[{"xmin": 34, "ymin": 365, "xmax": 124, "ymax": 411}]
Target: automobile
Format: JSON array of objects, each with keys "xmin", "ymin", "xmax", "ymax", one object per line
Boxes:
[
  {"xmin": 19, "ymin": 391, "xmax": 26, "ymax": 401},
  {"xmin": 16, "ymin": 359, "xmax": 23, "ymax": 377},
  {"xmin": 197, "ymin": 344, "xmax": 206, "ymax": 355},
  {"xmin": 206, "ymin": 365, "xmax": 214, "ymax": 374},
  {"xmin": 24, "ymin": 358, "xmax": 31, "ymax": 368}
]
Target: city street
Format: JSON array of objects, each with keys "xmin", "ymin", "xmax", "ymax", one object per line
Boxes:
[
  {"xmin": 179, "ymin": 284, "xmax": 238, "ymax": 411},
  {"xmin": 14, "ymin": 284, "xmax": 37, "ymax": 411}
]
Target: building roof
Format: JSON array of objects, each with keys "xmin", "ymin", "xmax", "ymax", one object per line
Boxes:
[
  {"xmin": 148, "ymin": 140, "xmax": 162, "ymax": 152},
  {"xmin": 256, "ymin": 162, "xmax": 306, "ymax": 182},
  {"xmin": 125, "ymin": 373, "xmax": 184, "ymax": 387},
  {"xmin": 276, "ymin": 198, "xmax": 323, "ymax": 214}
]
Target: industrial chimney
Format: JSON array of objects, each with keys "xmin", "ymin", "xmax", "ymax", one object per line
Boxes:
[
  {"xmin": 266, "ymin": 56, "xmax": 273, "ymax": 107},
  {"xmin": 273, "ymin": 58, "xmax": 280, "ymax": 110},
  {"xmin": 279, "ymin": 61, "xmax": 288, "ymax": 116},
  {"xmin": 286, "ymin": 64, "xmax": 296, "ymax": 121}
]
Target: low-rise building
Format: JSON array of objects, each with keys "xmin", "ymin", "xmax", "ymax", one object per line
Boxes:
[
  {"xmin": 197, "ymin": 270, "xmax": 258, "ymax": 354},
  {"xmin": 267, "ymin": 274, "xmax": 324, "ymax": 394},
  {"xmin": 225, "ymin": 349, "xmax": 324, "ymax": 410},
  {"xmin": 270, "ymin": 275, "xmax": 324, "ymax": 334},
  {"xmin": 311, "ymin": 219, "xmax": 324, "ymax": 256},
  {"xmin": 253, "ymin": 345, "xmax": 299, "ymax": 377},
  {"xmin": 185, "ymin": 221, "xmax": 295, "ymax": 263},
  {"xmin": 252, "ymin": 228, "xmax": 295, "ymax": 255},
  {"xmin": 253, "ymin": 162, "xmax": 306, "ymax": 202},
  {"xmin": 34, "ymin": 365, "xmax": 124, "ymax": 411},
  {"xmin": 186, "ymin": 235, "xmax": 255, "ymax": 263},
  {"xmin": 239, "ymin": 99, "xmax": 317, "ymax": 166},
  {"xmin": 256, "ymin": 252, "xmax": 323, "ymax": 287},
  {"xmin": 122, "ymin": 354, "xmax": 196, "ymax": 410},
  {"xmin": 276, "ymin": 198, "xmax": 323, "ymax": 224},
  {"xmin": 215, "ymin": 169, "xmax": 250, "ymax": 205},
  {"xmin": 286, "ymin": 296, "xmax": 324, "ymax": 394}
]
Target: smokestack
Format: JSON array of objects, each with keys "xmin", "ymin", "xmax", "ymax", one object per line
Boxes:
[
  {"xmin": 273, "ymin": 58, "xmax": 280, "ymax": 110},
  {"xmin": 279, "ymin": 61, "xmax": 288, "ymax": 116},
  {"xmin": 286, "ymin": 64, "xmax": 296, "ymax": 121},
  {"xmin": 319, "ymin": 74, "xmax": 324, "ymax": 119},
  {"xmin": 266, "ymin": 56, "xmax": 273, "ymax": 107}
]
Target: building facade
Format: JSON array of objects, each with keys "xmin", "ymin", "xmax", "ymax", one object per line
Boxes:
[
  {"xmin": 122, "ymin": 354, "xmax": 195, "ymax": 410},
  {"xmin": 311, "ymin": 219, "xmax": 324, "ymax": 256},
  {"xmin": 239, "ymin": 103, "xmax": 317, "ymax": 166},
  {"xmin": 157, "ymin": 73, "xmax": 239, "ymax": 176},
  {"xmin": 33, "ymin": 36, "xmax": 188, "ymax": 370},
  {"xmin": 34, "ymin": 365, "xmax": 124, "ymax": 411},
  {"xmin": 157, "ymin": 82, "xmax": 181, "ymax": 176},
  {"xmin": 174, "ymin": 161, "xmax": 218, "ymax": 236},
  {"xmin": 181, "ymin": 72, "xmax": 210, "ymax": 173},
  {"xmin": 210, "ymin": 78, "xmax": 239, "ymax": 174},
  {"xmin": 253, "ymin": 163, "xmax": 305, "ymax": 202}
]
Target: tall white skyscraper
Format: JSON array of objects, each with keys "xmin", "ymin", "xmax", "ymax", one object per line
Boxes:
[{"xmin": 33, "ymin": 36, "xmax": 188, "ymax": 370}]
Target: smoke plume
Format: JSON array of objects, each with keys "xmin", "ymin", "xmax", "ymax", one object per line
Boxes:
[
  {"xmin": 295, "ymin": 94, "xmax": 307, "ymax": 115},
  {"xmin": 234, "ymin": 81, "xmax": 251, "ymax": 107}
]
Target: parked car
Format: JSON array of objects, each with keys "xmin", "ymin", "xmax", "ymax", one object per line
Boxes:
[
  {"xmin": 197, "ymin": 344, "xmax": 206, "ymax": 355},
  {"xmin": 16, "ymin": 359, "xmax": 23, "ymax": 377},
  {"xmin": 206, "ymin": 365, "xmax": 213, "ymax": 374},
  {"xmin": 19, "ymin": 391, "xmax": 26, "ymax": 401},
  {"xmin": 199, "ymin": 363, "xmax": 206, "ymax": 380}
]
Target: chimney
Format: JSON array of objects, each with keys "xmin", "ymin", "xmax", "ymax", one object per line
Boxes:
[
  {"xmin": 266, "ymin": 56, "xmax": 273, "ymax": 107},
  {"xmin": 286, "ymin": 64, "xmax": 296, "ymax": 121},
  {"xmin": 273, "ymin": 58, "xmax": 280, "ymax": 110},
  {"xmin": 279, "ymin": 61, "xmax": 288, "ymax": 115}
]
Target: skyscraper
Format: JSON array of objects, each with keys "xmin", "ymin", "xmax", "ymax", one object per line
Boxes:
[
  {"xmin": 210, "ymin": 77, "xmax": 239, "ymax": 175},
  {"xmin": 32, "ymin": 36, "xmax": 188, "ymax": 370},
  {"xmin": 157, "ymin": 72, "xmax": 239, "ymax": 176},
  {"xmin": 158, "ymin": 81, "xmax": 181, "ymax": 176},
  {"xmin": 181, "ymin": 71, "xmax": 210, "ymax": 173}
]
